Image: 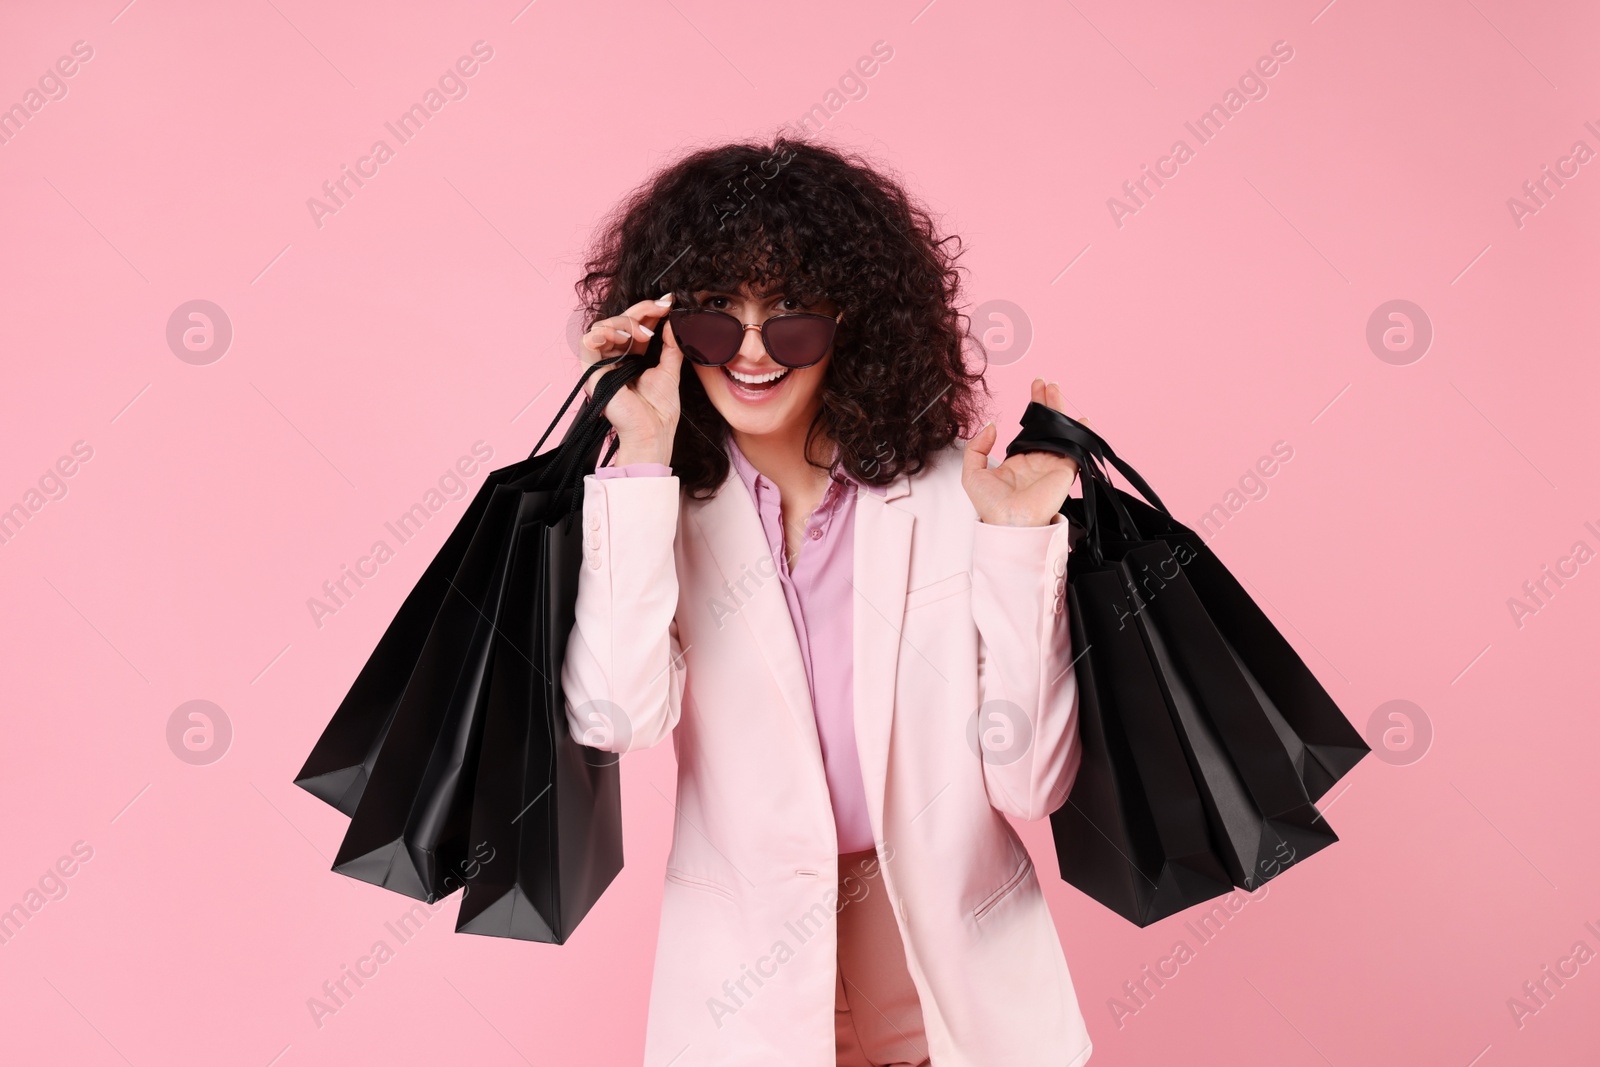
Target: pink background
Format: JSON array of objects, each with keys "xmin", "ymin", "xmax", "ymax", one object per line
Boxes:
[{"xmin": 2, "ymin": 0, "xmax": 1596, "ymax": 1063}]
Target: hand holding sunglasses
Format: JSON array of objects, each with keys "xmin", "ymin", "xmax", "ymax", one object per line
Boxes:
[{"xmin": 577, "ymin": 293, "xmax": 683, "ymax": 467}]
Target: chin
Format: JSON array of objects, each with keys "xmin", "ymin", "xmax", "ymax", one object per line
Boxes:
[{"xmin": 714, "ymin": 398, "xmax": 801, "ymax": 437}]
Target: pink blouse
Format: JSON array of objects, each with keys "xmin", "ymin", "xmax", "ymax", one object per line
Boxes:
[{"xmin": 593, "ymin": 442, "xmax": 883, "ymax": 853}]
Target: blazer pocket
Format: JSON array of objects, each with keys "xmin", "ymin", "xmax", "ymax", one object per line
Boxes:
[
  {"xmin": 972, "ymin": 853, "xmax": 1034, "ymax": 924},
  {"xmin": 904, "ymin": 570, "xmax": 972, "ymax": 611},
  {"xmin": 664, "ymin": 866, "xmax": 736, "ymax": 903}
]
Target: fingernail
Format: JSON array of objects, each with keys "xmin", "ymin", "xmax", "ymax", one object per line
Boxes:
[
  {"xmin": 614, "ymin": 328, "xmax": 632, "ymax": 341},
  {"xmin": 656, "ymin": 293, "xmax": 674, "ymax": 306},
  {"xmin": 639, "ymin": 323, "xmax": 654, "ymax": 337},
  {"xmin": 1048, "ymin": 379, "xmax": 1058, "ymax": 387}
]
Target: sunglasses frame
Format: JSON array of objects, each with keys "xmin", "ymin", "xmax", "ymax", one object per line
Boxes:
[{"xmin": 666, "ymin": 306, "xmax": 843, "ymax": 370}]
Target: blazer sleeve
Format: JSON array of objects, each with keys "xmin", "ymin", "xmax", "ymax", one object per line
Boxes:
[
  {"xmin": 968, "ymin": 512, "xmax": 1083, "ymax": 821},
  {"xmin": 593, "ymin": 461, "xmax": 675, "ymax": 479},
  {"xmin": 560, "ymin": 473, "xmax": 686, "ymax": 755}
]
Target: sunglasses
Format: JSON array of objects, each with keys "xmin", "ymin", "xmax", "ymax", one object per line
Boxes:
[{"xmin": 667, "ymin": 307, "xmax": 841, "ymax": 369}]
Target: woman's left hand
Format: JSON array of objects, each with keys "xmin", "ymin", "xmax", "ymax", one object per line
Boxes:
[{"xmin": 961, "ymin": 379, "xmax": 1082, "ymax": 527}]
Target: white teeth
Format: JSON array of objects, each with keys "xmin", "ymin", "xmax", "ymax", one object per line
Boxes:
[{"xmin": 726, "ymin": 367, "xmax": 788, "ymax": 384}]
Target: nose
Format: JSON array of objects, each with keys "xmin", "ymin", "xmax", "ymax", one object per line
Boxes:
[{"xmin": 737, "ymin": 320, "xmax": 768, "ymax": 362}]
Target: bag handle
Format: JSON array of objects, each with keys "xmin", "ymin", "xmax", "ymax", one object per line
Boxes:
[
  {"xmin": 1005, "ymin": 402, "xmax": 1170, "ymax": 516},
  {"xmin": 1069, "ymin": 449, "xmax": 1133, "ymax": 567},
  {"xmin": 1003, "ymin": 402, "xmax": 1164, "ymax": 565},
  {"xmin": 535, "ymin": 324, "xmax": 665, "ymax": 516}
]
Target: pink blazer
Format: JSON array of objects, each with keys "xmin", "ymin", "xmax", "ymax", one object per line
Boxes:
[{"xmin": 562, "ymin": 438, "xmax": 1093, "ymax": 1067}]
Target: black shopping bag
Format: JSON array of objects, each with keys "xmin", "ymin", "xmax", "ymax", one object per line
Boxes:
[
  {"xmin": 293, "ymin": 451, "xmax": 557, "ymax": 818},
  {"xmin": 321, "ymin": 481, "xmax": 525, "ymax": 902},
  {"xmin": 295, "ymin": 334, "xmax": 658, "ymax": 935},
  {"xmin": 1005, "ymin": 402, "xmax": 1368, "ymax": 926},
  {"xmin": 1113, "ymin": 491, "xmax": 1368, "ymax": 802},
  {"xmin": 1057, "ymin": 559, "xmax": 1236, "ymax": 926},
  {"xmin": 453, "ymin": 478, "xmax": 623, "ymax": 943}
]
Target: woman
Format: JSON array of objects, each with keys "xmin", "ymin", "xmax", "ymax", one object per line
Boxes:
[{"xmin": 562, "ymin": 136, "xmax": 1093, "ymax": 1067}]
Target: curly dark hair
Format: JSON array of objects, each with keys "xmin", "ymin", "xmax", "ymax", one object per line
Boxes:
[{"xmin": 575, "ymin": 133, "xmax": 992, "ymax": 499}]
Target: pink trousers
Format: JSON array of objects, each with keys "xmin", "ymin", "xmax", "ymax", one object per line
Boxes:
[{"xmin": 834, "ymin": 848, "xmax": 931, "ymax": 1067}]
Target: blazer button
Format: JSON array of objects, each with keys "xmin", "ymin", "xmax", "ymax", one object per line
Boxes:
[
  {"xmin": 584, "ymin": 533, "xmax": 601, "ymax": 551},
  {"xmin": 1054, "ymin": 576, "xmax": 1066, "ymax": 597},
  {"xmin": 586, "ymin": 554, "xmax": 601, "ymax": 570},
  {"xmin": 1052, "ymin": 555, "xmax": 1067, "ymax": 577},
  {"xmin": 586, "ymin": 513, "xmax": 601, "ymax": 531},
  {"xmin": 1052, "ymin": 593, "xmax": 1065, "ymax": 615}
]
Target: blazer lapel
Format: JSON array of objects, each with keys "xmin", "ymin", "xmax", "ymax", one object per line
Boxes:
[
  {"xmin": 686, "ymin": 462, "xmax": 823, "ymax": 765},
  {"xmin": 851, "ymin": 475, "xmax": 914, "ymax": 844}
]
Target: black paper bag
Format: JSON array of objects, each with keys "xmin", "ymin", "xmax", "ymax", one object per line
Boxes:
[
  {"xmin": 1006, "ymin": 403, "xmax": 1368, "ymax": 926},
  {"xmin": 454, "ymin": 484, "xmax": 624, "ymax": 943},
  {"xmin": 296, "ymin": 334, "xmax": 659, "ymax": 936}
]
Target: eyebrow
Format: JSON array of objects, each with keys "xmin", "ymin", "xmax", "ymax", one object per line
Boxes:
[{"xmin": 695, "ymin": 288, "xmax": 790, "ymax": 301}]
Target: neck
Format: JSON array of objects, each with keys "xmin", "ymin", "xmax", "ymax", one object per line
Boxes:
[{"xmin": 729, "ymin": 419, "xmax": 834, "ymax": 489}]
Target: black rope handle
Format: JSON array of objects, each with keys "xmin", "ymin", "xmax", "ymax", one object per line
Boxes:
[
  {"xmin": 537, "ymin": 323, "xmax": 667, "ymax": 519},
  {"xmin": 1005, "ymin": 402, "xmax": 1169, "ymax": 515},
  {"xmin": 1067, "ymin": 448, "xmax": 1125, "ymax": 567},
  {"xmin": 1004, "ymin": 401, "xmax": 1164, "ymax": 566},
  {"xmin": 1080, "ymin": 454, "xmax": 1145, "ymax": 566}
]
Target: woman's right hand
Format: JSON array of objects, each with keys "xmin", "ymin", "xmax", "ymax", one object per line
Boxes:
[{"xmin": 578, "ymin": 293, "xmax": 682, "ymax": 467}]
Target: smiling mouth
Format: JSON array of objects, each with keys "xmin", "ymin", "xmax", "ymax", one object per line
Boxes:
[{"xmin": 721, "ymin": 366, "xmax": 790, "ymax": 395}]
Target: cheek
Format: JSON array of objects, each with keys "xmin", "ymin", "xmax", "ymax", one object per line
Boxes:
[
  {"xmin": 691, "ymin": 364, "xmax": 721, "ymax": 395},
  {"xmin": 790, "ymin": 349, "xmax": 831, "ymax": 394},
  {"xmin": 786, "ymin": 365, "xmax": 826, "ymax": 406},
  {"xmin": 691, "ymin": 364, "xmax": 740, "ymax": 422}
]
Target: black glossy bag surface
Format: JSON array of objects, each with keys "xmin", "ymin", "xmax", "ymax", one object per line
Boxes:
[
  {"xmin": 295, "ymin": 339, "xmax": 659, "ymax": 941},
  {"xmin": 1005, "ymin": 402, "xmax": 1368, "ymax": 926},
  {"xmin": 454, "ymin": 481, "xmax": 623, "ymax": 942},
  {"xmin": 292, "ymin": 451, "xmax": 554, "ymax": 820}
]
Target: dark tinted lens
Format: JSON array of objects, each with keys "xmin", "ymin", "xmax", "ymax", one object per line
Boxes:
[
  {"xmin": 668, "ymin": 309, "xmax": 741, "ymax": 366},
  {"xmin": 763, "ymin": 314, "xmax": 838, "ymax": 368}
]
